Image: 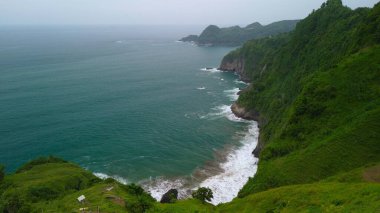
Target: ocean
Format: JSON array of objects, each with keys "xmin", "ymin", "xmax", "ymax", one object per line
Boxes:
[{"xmin": 0, "ymin": 26, "xmax": 258, "ymax": 204}]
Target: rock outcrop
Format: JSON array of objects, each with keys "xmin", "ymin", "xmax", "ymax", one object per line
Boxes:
[
  {"xmin": 160, "ymin": 189, "xmax": 178, "ymax": 203},
  {"xmin": 219, "ymin": 58, "xmax": 251, "ymax": 82}
]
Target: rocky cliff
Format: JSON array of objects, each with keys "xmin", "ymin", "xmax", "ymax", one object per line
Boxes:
[{"xmin": 219, "ymin": 57, "xmax": 251, "ymax": 82}]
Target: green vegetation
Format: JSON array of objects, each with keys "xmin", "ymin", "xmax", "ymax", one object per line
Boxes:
[
  {"xmin": 1, "ymin": 1, "xmax": 380, "ymax": 212},
  {"xmin": 1, "ymin": 159, "xmax": 379, "ymax": 212},
  {"xmin": 180, "ymin": 20, "xmax": 299, "ymax": 46},
  {"xmin": 220, "ymin": 0, "xmax": 380, "ymax": 198},
  {"xmin": 218, "ymin": 182, "xmax": 380, "ymax": 213},
  {"xmin": 191, "ymin": 187, "xmax": 213, "ymax": 203}
]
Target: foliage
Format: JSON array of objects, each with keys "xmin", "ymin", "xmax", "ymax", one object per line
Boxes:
[
  {"xmin": 0, "ymin": 190, "xmax": 31, "ymax": 213},
  {"xmin": 125, "ymin": 194, "xmax": 155, "ymax": 213},
  {"xmin": 220, "ymin": 0, "xmax": 380, "ymax": 197},
  {"xmin": 124, "ymin": 183, "xmax": 145, "ymax": 196},
  {"xmin": 191, "ymin": 187, "xmax": 213, "ymax": 203},
  {"xmin": 218, "ymin": 182, "xmax": 380, "ymax": 213},
  {"xmin": 16, "ymin": 156, "xmax": 67, "ymax": 173}
]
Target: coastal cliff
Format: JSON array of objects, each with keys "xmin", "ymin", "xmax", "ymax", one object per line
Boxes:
[
  {"xmin": 219, "ymin": 57, "xmax": 250, "ymax": 82},
  {"xmin": 222, "ymin": 0, "xmax": 380, "ymax": 198}
]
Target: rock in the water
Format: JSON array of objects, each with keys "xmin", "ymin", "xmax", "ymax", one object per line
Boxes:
[{"xmin": 160, "ymin": 189, "xmax": 178, "ymax": 203}]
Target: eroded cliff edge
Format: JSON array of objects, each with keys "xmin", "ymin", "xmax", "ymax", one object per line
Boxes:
[{"xmin": 219, "ymin": 57, "xmax": 264, "ymax": 156}]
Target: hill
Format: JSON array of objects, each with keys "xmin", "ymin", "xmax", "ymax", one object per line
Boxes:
[
  {"xmin": 219, "ymin": 0, "xmax": 380, "ymax": 198},
  {"xmin": 179, "ymin": 20, "xmax": 299, "ymax": 46},
  {"xmin": 1, "ymin": 158, "xmax": 379, "ymax": 212}
]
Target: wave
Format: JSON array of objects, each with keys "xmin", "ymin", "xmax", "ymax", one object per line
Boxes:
[
  {"xmin": 201, "ymin": 105, "xmax": 248, "ymax": 123},
  {"xmin": 140, "ymin": 177, "xmax": 193, "ymax": 201},
  {"xmin": 94, "ymin": 85, "xmax": 258, "ymax": 205},
  {"xmin": 199, "ymin": 122, "xmax": 259, "ymax": 205},
  {"xmin": 139, "ymin": 121, "xmax": 259, "ymax": 205},
  {"xmin": 224, "ymin": 88, "xmax": 240, "ymax": 101},
  {"xmin": 93, "ymin": 172, "xmax": 129, "ymax": 185},
  {"xmin": 234, "ymin": 79, "xmax": 249, "ymax": 85},
  {"xmin": 197, "ymin": 87, "xmax": 206, "ymax": 90},
  {"xmin": 200, "ymin": 67, "xmax": 221, "ymax": 73}
]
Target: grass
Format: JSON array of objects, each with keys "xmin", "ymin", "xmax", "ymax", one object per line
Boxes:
[
  {"xmin": 218, "ymin": 183, "xmax": 380, "ymax": 213},
  {"xmin": 1, "ymin": 159, "xmax": 379, "ymax": 212}
]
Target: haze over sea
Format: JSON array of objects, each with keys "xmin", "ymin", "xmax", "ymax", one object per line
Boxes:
[{"xmin": 0, "ymin": 26, "xmax": 258, "ymax": 204}]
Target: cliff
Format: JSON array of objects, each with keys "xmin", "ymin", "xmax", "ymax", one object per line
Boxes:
[{"xmin": 222, "ymin": 0, "xmax": 380, "ymax": 198}]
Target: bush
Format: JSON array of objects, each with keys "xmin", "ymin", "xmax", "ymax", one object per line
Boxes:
[
  {"xmin": 28, "ymin": 185, "xmax": 60, "ymax": 202},
  {"xmin": 125, "ymin": 194, "xmax": 154, "ymax": 213},
  {"xmin": 125, "ymin": 183, "xmax": 145, "ymax": 196},
  {"xmin": 0, "ymin": 190, "xmax": 31, "ymax": 213},
  {"xmin": 192, "ymin": 187, "xmax": 213, "ymax": 203}
]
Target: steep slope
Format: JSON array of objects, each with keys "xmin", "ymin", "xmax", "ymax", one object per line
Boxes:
[
  {"xmin": 180, "ymin": 20, "xmax": 299, "ymax": 46},
  {"xmin": 219, "ymin": 0, "xmax": 380, "ymax": 197}
]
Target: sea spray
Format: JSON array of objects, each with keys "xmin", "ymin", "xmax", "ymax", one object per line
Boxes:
[
  {"xmin": 199, "ymin": 122, "xmax": 258, "ymax": 205},
  {"xmin": 141, "ymin": 85, "xmax": 259, "ymax": 205}
]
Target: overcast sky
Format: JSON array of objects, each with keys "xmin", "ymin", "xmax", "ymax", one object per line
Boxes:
[{"xmin": 0, "ymin": 0, "xmax": 378, "ymax": 26}]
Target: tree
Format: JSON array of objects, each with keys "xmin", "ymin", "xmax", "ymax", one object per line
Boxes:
[
  {"xmin": 125, "ymin": 195, "xmax": 154, "ymax": 213},
  {"xmin": 192, "ymin": 187, "xmax": 213, "ymax": 203}
]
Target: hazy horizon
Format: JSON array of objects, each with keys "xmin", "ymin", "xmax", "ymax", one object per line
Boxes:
[{"xmin": 0, "ymin": 0, "xmax": 378, "ymax": 27}]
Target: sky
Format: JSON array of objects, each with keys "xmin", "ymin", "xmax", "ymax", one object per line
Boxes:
[{"xmin": 0, "ymin": 0, "xmax": 378, "ymax": 26}]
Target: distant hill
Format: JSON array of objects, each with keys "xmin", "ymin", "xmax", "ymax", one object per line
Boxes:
[{"xmin": 180, "ymin": 20, "xmax": 299, "ymax": 46}]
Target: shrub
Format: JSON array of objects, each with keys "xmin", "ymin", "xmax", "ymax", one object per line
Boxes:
[
  {"xmin": 192, "ymin": 187, "xmax": 213, "ymax": 203},
  {"xmin": 27, "ymin": 185, "xmax": 60, "ymax": 202},
  {"xmin": 125, "ymin": 183, "xmax": 145, "ymax": 196},
  {"xmin": 125, "ymin": 194, "xmax": 154, "ymax": 213},
  {"xmin": 0, "ymin": 190, "xmax": 31, "ymax": 213}
]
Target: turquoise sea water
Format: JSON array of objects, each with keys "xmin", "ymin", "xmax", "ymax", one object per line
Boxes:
[{"xmin": 0, "ymin": 26, "xmax": 258, "ymax": 203}]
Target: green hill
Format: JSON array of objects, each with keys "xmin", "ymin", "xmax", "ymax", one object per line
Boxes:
[
  {"xmin": 179, "ymin": 20, "xmax": 299, "ymax": 46},
  {"xmin": 220, "ymin": 0, "xmax": 380, "ymax": 197}
]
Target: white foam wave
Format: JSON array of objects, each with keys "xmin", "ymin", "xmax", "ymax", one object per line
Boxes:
[
  {"xmin": 140, "ymin": 177, "xmax": 190, "ymax": 201},
  {"xmin": 200, "ymin": 67, "xmax": 221, "ymax": 73},
  {"xmin": 94, "ymin": 172, "xmax": 129, "ymax": 185},
  {"xmin": 200, "ymin": 122, "xmax": 259, "ymax": 205},
  {"xmin": 202, "ymin": 105, "xmax": 248, "ymax": 123},
  {"xmin": 224, "ymin": 88, "xmax": 240, "ymax": 101},
  {"xmin": 234, "ymin": 79, "xmax": 249, "ymax": 85}
]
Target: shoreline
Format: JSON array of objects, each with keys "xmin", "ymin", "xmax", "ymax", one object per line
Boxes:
[
  {"xmin": 93, "ymin": 68, "xmax": 260, "ymax": 205},
  {"xmin": 139, "ymin": 81, "xmax": 260, "ymax": 205},
  {"xmin": 219, "ymin": 64, "xmax": 264, "ymax": 157}
]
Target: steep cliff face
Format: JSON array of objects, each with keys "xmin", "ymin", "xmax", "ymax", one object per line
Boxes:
[{"xmin": 219, "ymin": 57, "xmax": 251, "ymax": 82}]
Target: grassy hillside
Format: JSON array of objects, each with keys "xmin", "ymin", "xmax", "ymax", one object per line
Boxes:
[
  {"xmin": 0, "ymin": 159, "xmax": 379, "ymax": 212},
  {"xmin": 220, "ymin": 0, "xmax": 380, "ymax": 197}
]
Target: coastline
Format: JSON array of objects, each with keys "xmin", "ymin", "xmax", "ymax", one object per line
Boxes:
[
  {"xmin": 93, "ymin": 67, "xmax": 261, "ymax": 205},
  {"xmin": 219, "ymin": 62, "xmax": 264, "ymax": 157},
  {"xmin": 139, "ymin": 70, "xmax": 260, "ymax": 205}
]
